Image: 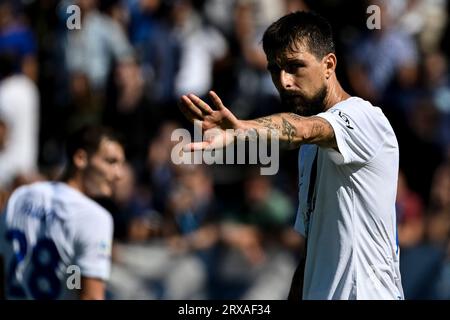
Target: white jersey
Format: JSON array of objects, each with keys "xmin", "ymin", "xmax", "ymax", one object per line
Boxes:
[
  {"xmin": 294, "ymin": 97, "xmax": 404, "ymax": 300},
  {"xmin": 0, "ymin": 181, "xmax": 113, "ymax": 299}
]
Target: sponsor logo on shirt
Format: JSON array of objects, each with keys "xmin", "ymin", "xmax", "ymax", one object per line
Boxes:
[
  {"xmin": 332, "ymin": 110, "xmax": 354, "ymax": 130},
  {"xmin": 97, "ymin": 240, "xmax": 111, "ymax": 259}
]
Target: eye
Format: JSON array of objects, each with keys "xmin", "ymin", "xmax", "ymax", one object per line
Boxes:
[
  {"xmin": 105, "ymin": 157, "xmax": 118, "ymax": 165},
  {"xmin": 286, "ymin": 63, "xmax": 305, "ymax": 74},
  {"xmin": 267, "ymin": 64, "xmax": 280, "ymax": 74}
]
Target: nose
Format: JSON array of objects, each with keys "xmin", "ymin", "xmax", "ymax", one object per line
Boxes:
[
  {"xmin": 114, "ymin": 162, "xmax": 125, "ymax": 181},
  {"xmin": 280, "ymin": 70, "xmax": 294, "ymax": 90}
]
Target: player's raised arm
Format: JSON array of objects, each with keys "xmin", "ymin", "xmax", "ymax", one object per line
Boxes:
[
  {"xmin": 179, "ymin": 91, "xmax": 337, "ymax": 151},
  {"xmin": 239, "ymin": 113, "xmax": 337, "ymax": 150}
]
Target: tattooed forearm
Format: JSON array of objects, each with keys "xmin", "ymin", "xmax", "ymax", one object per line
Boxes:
[
  {"xmin": 281, "ymin": 117, "xmax": 297, "ymax": 146},
  {"xmin": 242, "ymin": 113, "xmax": 336, "ymax": 149},
  {"xmin": 254, "ymin": 116, "xmax": 281, "ymax": 130},
  {"xmin": 286, "ymin": 113, "xmax": 304, "ymax": 121}
]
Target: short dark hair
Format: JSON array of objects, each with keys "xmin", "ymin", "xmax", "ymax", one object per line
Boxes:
[
  {"xmin": 262, "ymin": 11, "xmax": 335, "ymax": 60},
  {"xmin": 63, "ymin": 125, "xmax": 123, "ymax": 176}
]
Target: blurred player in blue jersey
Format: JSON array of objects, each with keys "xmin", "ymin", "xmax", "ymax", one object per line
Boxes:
[{"xmin": 0, "ymin": 125, "xmax": 125, "ymax": 299}]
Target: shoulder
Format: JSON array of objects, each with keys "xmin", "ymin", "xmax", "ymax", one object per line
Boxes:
[
  {"xmin": 9, "ymin": 181, "xmax": 51, "ymax": 202},
  {"xmin": 52, "ymin": 183, "xmax": 112, "ymax": 226},
  {"xmin": 328, "ymin": 97, "xmax": 390, "ymax": 127},
  {"xmin": 330, "ymin": 96, "xmax": 376, "ymax": 114},
  {"xmin": 4, "ymin": 182, "xmax": 51, "ymax": 220},
  {"xmin": 317, "ymin": 97, "xmax": 397, "ymax": 164},
  {"xmin": 70, "ymin": 196, "xmax": 113, "ymax": 240},
  {"xmin": 74, "ymin": 195, "xmax": 112, "ymax": 225}
]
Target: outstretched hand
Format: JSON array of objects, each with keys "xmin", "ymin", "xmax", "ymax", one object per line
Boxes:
[
  {"xmin": 179, "ymin": 91, "xmax": 241, "ymax": 151},
  {"xmin": 179, "ymin": 91, "xmax": 240, "ymax": 131}
]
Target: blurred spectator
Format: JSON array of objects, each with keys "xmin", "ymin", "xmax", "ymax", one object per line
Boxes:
[
  {"xmin": 171, "ymin": 0, "xmax": 228, "ymax": 98},
  {"xmin": 422, "ymin": 51, "xmax": 450, "ymax": 149},
  {"xmin": 0, "ymin": 53, "xmax": 39, "ymax": 188},
  {"xmin": 164, "ymin": 164, "xmax": 217, "ymax": 246},
  {"xmin": 108, "ymin": 240, "xmax": 208, "ymax": 299},
  {"xmin": 202, "ymin": 0, "xmax": 236, "ymax": 36},
  {"xmin": 65, "ymin": 72, "xmax": 104, "ymax": 132},
  {"xmin": 0, "ymin": 1, "xmax": 38, "ymax": 81},
  {"xmin": 100, "ymin": 0, "xmax": 129, "ymax": 29},
  {"xmin": 111, "ymin": 162, "xmax": 159, "ymax": 242},
  {"xmin": 104, "ymin": 61, "xmax": 163, "ymax": 172},
  {"xmin": 347, "ymin": 0, "xmax": 419, "ymax": 104},
  {"xmin": 107, "ymin": 164, "xmax": 213, "ymax": 300},
  {"xmin": 399, "ymin": 98, "xmax": 445, "ymax": 203},
  {"xmin": 212, "ymin": 170, "xmax": 301, "ymax": 299},
  {"xmin": 146, "ymin": 121, "xmax": 180, "ymax": 212},
  {"xmin": 396, "ymin": 170, "xmax": 425, "ymax": 248},
  {"xmin": 426, "ymin": 163, "xmax": 450, "ymax": 245},
  {"xmin": 63, "ymin": 0, "xmax": 134, "ymax": 92},
  {"xmin": 400, "ymin": 162, "xmax": 450, "ymax": 299},
  {"xmin": 393, "ymin": 0, "xmax": 447, "ymax": 54},
  {"xmin": 125, "ymin": 0, "xmax": 178, "ymax": 105},
  {"xmin": 427, "ymin": 162, "xmax": 450, "ymax": 300},
  {"xmin": 226, "ymin": 0, "xmax": 282, "ymax": 119}
]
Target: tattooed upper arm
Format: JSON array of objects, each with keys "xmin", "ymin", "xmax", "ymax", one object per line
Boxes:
[
  {"xmin": 305, "ymin": 116, "xmax": 337, "ymax": 149},
  {"xmin": 285, "ymin": 113, "xmax": 337, "ymax": 148}
]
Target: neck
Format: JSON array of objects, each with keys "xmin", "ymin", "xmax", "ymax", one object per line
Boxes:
[
  {"xmin": 324, "ymin": 75, "xmax": 351, "ymax": 111},
  {"xmin": 64, "ymin": 174, "xmax": 85, "ymax": 195}
]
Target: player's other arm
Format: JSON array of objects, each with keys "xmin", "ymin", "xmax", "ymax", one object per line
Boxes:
[
  {"xmin": 75, "ymin": 211, "xmax": 113, "ymax": 300},
  {"xmin": 79, "ymin": 277, "xmax": 105, "ymax": 300},
  {"xmin": 240, "ymin": 113, "xmax": 337, "ymax": 150}
]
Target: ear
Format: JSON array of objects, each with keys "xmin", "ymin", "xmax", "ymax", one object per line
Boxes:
[
  {"xmin": 73, "ymin": 149, "xmax": 88, "ymax": 170},
  {"xmin": 323, "ymin": 53, "xmax": 337, "ymax": 79}
]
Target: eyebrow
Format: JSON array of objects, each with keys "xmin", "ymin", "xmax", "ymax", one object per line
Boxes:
[
  {"xmin": 266, "ymin": 57, "xmax": 308, "ymax": 72},
  {"xmin": 285, "ymin": 58, "xmax": 307, "ymax": 65},
  {"xmin": 268, "ymin": 58, "xmax": 307, "ymax": 67}
]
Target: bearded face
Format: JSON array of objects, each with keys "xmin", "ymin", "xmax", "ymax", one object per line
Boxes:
[
  {"xmin": 280, "ymin": 84, "xmax": 328, "ymax": 116},
  {"xmin": 268, "ymin": 46, "xmax": 330, "ymax": 117}
]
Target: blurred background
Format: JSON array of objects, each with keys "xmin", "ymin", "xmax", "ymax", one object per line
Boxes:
[{"xmin": 0, "ymin": 0, "xmax": 449, "ymax": 299}]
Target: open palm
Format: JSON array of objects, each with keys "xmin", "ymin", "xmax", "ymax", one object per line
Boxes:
[{"xmin": 179, "ymin": 91, "xmax": 240, "ymax": 151}]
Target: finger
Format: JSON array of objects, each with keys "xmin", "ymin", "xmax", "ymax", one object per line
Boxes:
[
  {"xmin": 180, "ymin": 95, "xmax": 204, "ymax": 119},
  {"xmin": 187, "ymin": 94, "xmax": 214, "ymax": 114},
  {"xmin": 182, "ymin": 141, "xmax": 210, "ymax": 152},
  {"xmin": 209, "ymin": 91, "xmax": 225, "ymax": 110},
  {"xmin": 178, "ymin": 101, "xmax": 201, "ymax": 123}
]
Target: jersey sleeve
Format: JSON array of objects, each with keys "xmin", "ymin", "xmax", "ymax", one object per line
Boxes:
[
  {"xmin": 316, "ymin": 101, "xmax": 390, "ymax": 165},
  {"xmin": 73, "ymin": 209, "xmax": 113, "ymax": 281}
]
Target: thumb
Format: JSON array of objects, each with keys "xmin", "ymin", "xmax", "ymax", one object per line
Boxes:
[{"xmin": 182, "ymin": 142, "xmax": 210, "ymax": 152}]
